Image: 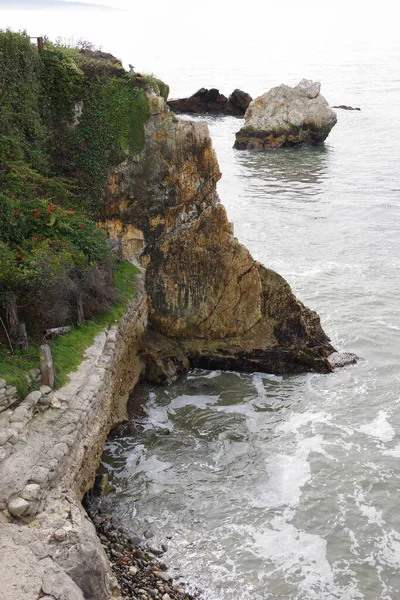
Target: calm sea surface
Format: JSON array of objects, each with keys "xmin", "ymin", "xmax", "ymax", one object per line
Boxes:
[{"xmin": 4, "ymin": 8, "xmax": 400, "ymax": 598}]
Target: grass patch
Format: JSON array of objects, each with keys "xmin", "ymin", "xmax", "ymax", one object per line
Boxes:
[
  {"xmin": 0, "ymin": 348, "xmax": 40, "ymax": 398},
  {"xmin": 0, "ymin": 261, "xmax": 140, "ymax": 395},
  {"xmin": 52, "ymin": 261, "xmax": 139, "ymax": 387}
]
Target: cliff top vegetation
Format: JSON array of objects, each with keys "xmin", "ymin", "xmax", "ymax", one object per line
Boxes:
[{"xmin": 0, "ymin": 29, "xmax": 167, "ymax": 393}]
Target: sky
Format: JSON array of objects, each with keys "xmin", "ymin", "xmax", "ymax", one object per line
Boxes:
[
  {"xmin": 1, "ymin": 0, "xmax": 397, "ymax": 41},
  {"xmin": 0, "ymin": 0, "xmax": 398, "ymax": 97}
]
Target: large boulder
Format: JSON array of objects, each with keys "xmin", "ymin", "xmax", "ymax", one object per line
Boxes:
[
  {"xmin": 234, "ymin": 79, "xmax": 337, "ymax": 149},
  {"xmin": 228, "ymin": 89, "xmax": 253, "ymax": 114},
  {"xmin": 167, "ymin": 88, "xmax": 252, "ymax": 116}
]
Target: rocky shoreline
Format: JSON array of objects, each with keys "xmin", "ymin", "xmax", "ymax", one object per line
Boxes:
[{"xmin": 86, "ymin": 507, "xmax": 200, "ymax": 600}]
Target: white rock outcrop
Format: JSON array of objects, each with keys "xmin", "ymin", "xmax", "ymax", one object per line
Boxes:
[{"xmin": 234, "ymin": 79, "xmax": 337, "ymax": 149}]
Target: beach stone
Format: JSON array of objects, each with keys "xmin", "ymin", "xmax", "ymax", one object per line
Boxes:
[
  {"xmin": 144, "ymin": 529, "xmax": 155, "ymax": 539},
  {"xmin": 235, "ymin": 79, "xmax": 337, "ymax": 149},
  {"xmin": 6, "ymin": 428, "xmax": 19, "ymax": 444},
  {"xmin": 10, "ymin": 406, "xmax": 29, "ymax": 422},
  {"xmin": 40, "ymin": 385, "xmax": 52, "ymax": 395},
  {"xmin": 8, "ymin": 497, "xmax": 30, "ymax": 517},
  {"xmin": 30, "ymin": 466, "xmax": 49, "ymax": 483},
  {"xmin": 53, "ymin": 528, "xmax": 67, "ymax": 541},
  {"xmin": 21, "ymin": 484, "xmax": 41, "ymax": 501},
  {"xmin": 6, "ymin": 386, "xmax": 18, "ymax": 396},
  {"xmin": 148, "ymin": 546, "xmax": 164, "ymax": 556},
  {"xmin": 50, "ymin": 442, "xmax": 68, "ymax": 459},
  {"xmin": 9, "ymin": 422, "xmax": 24, "ymax": 431},
  {"xmin": 0, "ymin": 430, "xmax": 11, "ymax": 445},
  {"xmin": 154, "ymin": 571, "xmax": 171, "ymax": 582},
  {"xmin": 130, "ymin": 534, "xmax": 143, "ymax": 546},
  {"xmin": 39, "ymin": 395, "xmax": 52, "ymax": 406},
  {"xmin": 0, "ymin": 396, "xmax": 10, "ymax": 407},
  {"xmin": 24, "ymin": 391, "xmax": 42, "ymax": 406},
  {"xmin": 50, "ymin": 397, "xmax": 61, "ymax": 409},
  {"xmin": 129, "ymin": 565, "xmax": 138, "ymax": 576},
  {"xmin": 0, "ymin": 378, "xmax": 6, "ymax": 388}
]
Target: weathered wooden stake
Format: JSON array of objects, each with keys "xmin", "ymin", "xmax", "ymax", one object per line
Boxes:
[
  {"xmin": 77, "ymin": 294, "xmax": 84, "ymax": 326},
  {"xmin": 0, "ymin": 316, "xmax": 14, "ymax": 354},
  {"xmin": 18, "ymin": 322, "xmax": 28, "ymax": 350},
  {"xmin": 39, "ymin": 344, "xmax": 55, "ymax": 388},
  {"xmin": 6, "ymin": 293, "xmax": 19, "ymax": 332},
  {"xmin": 6, "ymin": 294, "xmax": 28, "ymax": 349}
]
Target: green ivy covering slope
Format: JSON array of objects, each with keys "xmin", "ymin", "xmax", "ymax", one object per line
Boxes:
[{"xmin": 0, "ymin": 30, "xmax": 167, "ymax": 379}]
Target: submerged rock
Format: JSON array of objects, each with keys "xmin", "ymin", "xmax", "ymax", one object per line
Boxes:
[
  {"xmin": 234, "ymin": 79, "xmax": 337, "ymax": 149},
  {"xmin": 100, "ymin": 92, "xmax": 340, "ymax": 376},
  {"xmin": 167, "ymin": 88, "xmax": 252, "ymax": 116},
  {"xmin": 327, "ymin": 351, "xmax": 358, "ymax": 368}
]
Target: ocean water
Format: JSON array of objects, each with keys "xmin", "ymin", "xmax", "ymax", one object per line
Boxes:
[
  {"xmin": 99, "ymin": 52, "xmax": 400, "ymax": 599},
  {"xmin": 4, "ymin": 5, "xmax": 400, "ymax": 598}
]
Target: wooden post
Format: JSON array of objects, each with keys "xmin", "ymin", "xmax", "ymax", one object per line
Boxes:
[
  {"xmin": 6, "ymin": 293, "xmax": 19, "ymax": 332},
  {"xmin": 39, "ymin": 344, "xmax": 55, "ymax": 388},
  {"xmin": 6, "ymin": 293, "xmax": 28, "ymax": 349},
  {"xmin": 18, "ymin": 322, "xmax": 28, "ymax": 350},
  {"xmin": 77, "ymin": 293, "xmax": 84, "ymax": 326},
  {"xmin": 30, "ymin": 37, "xmax": 44, "ymax": 54}
]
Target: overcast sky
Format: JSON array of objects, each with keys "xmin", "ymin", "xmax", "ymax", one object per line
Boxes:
[
  {"xmin": 1, "ymin": 0, "xmax": 396, "ymax": 43},
  {"xmin": 0, "ymin": 0, "xmax": 111, "ymax": 7},
  {"xmin": 1, "ymin": 0, "xmax": 398, "ymax": 91}
]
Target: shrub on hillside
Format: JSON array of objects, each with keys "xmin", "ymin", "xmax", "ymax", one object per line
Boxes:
[{"xmin": 0, "ymin": 193, "xmax": 113, "ymax": 335}]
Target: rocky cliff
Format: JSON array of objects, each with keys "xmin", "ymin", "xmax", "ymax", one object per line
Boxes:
[{"xmin": 100, "ymin": 93, "xmax": 337, "ymax": 379}]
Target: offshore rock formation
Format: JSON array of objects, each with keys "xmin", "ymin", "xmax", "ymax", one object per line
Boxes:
[
  {"xmin": 235, "ymin": 79, "xmax": 337, "ymax": 149},
  {"xmin": 101, "ymin": 92, "xmax": 338, "ymax": 377},
  {"xmin": 167, "ymin": 88, "xmax": 252, "ymax": 116},
  {"xmin": 333, "ymin": 104, "xmax": 361, "ymax": 111}
]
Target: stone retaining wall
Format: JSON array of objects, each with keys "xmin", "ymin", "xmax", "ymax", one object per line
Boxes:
[
  {"xmin": 0, "ymin": 379, "xmax": 20, "ymax": 413},
  {"xmin": 0, "ymin": 274, "xmax": 148, "ymax": 600},
  {"xmin": 0, "ymin": 370, "xmax": 42, "ymax": 414}
]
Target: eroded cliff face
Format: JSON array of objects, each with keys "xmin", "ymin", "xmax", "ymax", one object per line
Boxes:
[{"xmin": 100, "ymin": 94, "xmax": 335, "ymax": 377}]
